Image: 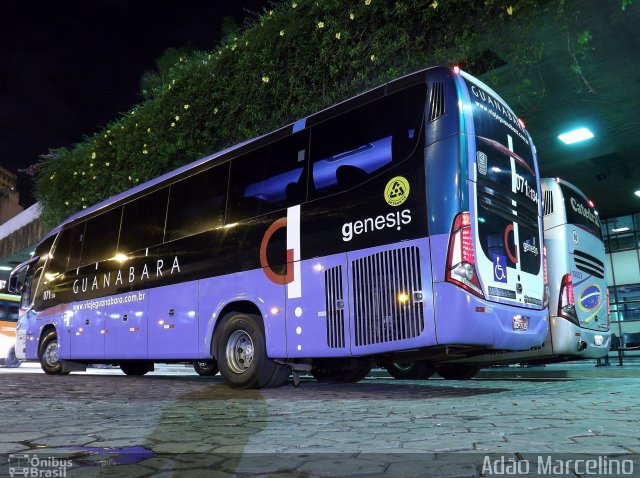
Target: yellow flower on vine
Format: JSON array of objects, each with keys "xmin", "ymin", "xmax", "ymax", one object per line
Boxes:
[
  {"xmin": 349, "ymin": 12, "xmax": 355, "ymax": 20},
  {"xmin": 171, "ymin": 122, "xmax": 176, "ymax": 127},
  {"xmin": 317, "ymin": 21, "xmax": 325, "ymax": 28},
  {"xmin": 175, "ymin": 115, "xmax": 180, "ymax": 121},
  {"xmin": 91, "ymin": 152, "xmax": 96, "ymax": 159},
  {"xmin": 365, "ymin": 0, "xmax": 371, "ymax": 5},
  {"xmin": 370, "ymin": 54, "xmax": 376, "ymax": 62},
  {"xmin": 262, "ymin": 76, "xmax": 270, "ymax": 83},
  {"xmin": 506, "ymin": 5, "xmax": 514, "ymax": 15},
  {"xmin": 430, "ymin": 1, "xmax": 438, "ymax": 9},
  {"xmin": 292, "ymin": 2, "xmax": 297, "ymax": 7},
  {"xmin": 280, "ymin": 30, "xmax": 285, "ymax": 36},
  {"xmin": 335, "ymin": 32, "xmax": 341, "ymax": 40}
]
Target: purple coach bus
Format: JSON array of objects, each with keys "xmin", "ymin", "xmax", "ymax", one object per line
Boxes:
[{"xmin": 10, "ymin": 66, "xmax": 548, "ymax": 388}]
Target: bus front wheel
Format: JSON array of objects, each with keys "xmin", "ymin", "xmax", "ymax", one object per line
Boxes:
[
  {"xmin": 39, "ymin": 330, "xmax": 68, "ymax": 375},
  {"xmin": 193, "ymin": 361, "xmax": 219, "ymax": 376},
  {"xmin": 437, "ymin": 364, "xmax": 480, "ymax": 380},
  {"xmin": 216, "ymin": 312, "xmax": 289, "ymax": 389},
  {"xmin": 383, "ymin": 361, "xmax": 435, "ymax": 380}
]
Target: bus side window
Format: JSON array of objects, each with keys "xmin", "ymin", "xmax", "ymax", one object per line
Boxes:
[
  {"xmin": 309, "ymin": 84, "xmax": 425, "ymax": 199},
  {"xmin": 227, "ymin": 131, "xmax": 308, "ymax": 223},
  {"xmin": 165, "ymin": 163, "xmax": 229, "ymax": 242},
  {"xmin": 119, "ymin": 187, "xmax": 169, "ymax": 252},
  {"xmin": 79, "ymin": 207, "xmax": 123, "ymax": 266},
  {"xmin": 49, "ymin": 223, "xmax": 85, "ymax": 275}
]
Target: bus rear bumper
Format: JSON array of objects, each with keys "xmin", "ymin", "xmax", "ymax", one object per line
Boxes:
[
  {"xmin": 433, "ymin": 282, "xmax": 549, "ymax": 351},
  {"xmin": 549, "ymin": 316, "xmax": 611, "ymax": 358}
]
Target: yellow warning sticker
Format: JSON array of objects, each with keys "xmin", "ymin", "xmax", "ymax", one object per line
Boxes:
[{"xmin": 384, "ymin": 176, "xmax": 410, "ymax": 206}]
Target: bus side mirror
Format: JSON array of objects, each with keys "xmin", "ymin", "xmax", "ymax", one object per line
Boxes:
[
  {"xmin": 7, "ymin": 255, "xmax": 39, "ymax": 294},
  {"xmin": 8, "ymin": 271, "xmax": 24, "ymax": 294}
]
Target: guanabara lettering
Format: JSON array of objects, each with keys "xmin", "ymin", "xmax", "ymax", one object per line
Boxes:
[{"xmin": 72, "ymin": 256, "xmax": 181, "ymax": 294}]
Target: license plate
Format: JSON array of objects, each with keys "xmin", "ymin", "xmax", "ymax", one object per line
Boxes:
[{"xmin": 513, "ymin": 316, "xmax": 529, "ymax": 330}]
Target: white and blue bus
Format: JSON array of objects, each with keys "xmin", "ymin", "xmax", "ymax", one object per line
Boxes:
[
  {"xmin": 535, "ymin": 177, "xmax": 610, "ymax": 360},
  {"xmin": 0, "ymin": 292, "xmax": 21, "ymax": 368},
  {"xmin": 386, "ymin": 178, "xmax": 610, "ymax": 378},
  {"xmin": 10, "ymin": 66, "xmax": 548, "ymax": 388}
]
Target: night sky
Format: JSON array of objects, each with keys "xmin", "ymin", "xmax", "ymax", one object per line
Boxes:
[{"xmin": 1, "ymin": 0, "xmax": 269, "ymax": 207}]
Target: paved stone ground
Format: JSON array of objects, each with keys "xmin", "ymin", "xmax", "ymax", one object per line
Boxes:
[{"xmin": 1, "ymin": 365, "xmax": 639, "ymax": 477}]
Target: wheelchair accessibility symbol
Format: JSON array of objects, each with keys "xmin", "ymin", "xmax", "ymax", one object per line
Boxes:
[{"xmin": 493, "ymin": 255, "xmax": 507, "ymax": 283}]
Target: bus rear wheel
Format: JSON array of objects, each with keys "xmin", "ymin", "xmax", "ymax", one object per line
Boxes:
[
  {"xmin": 216, "ymin": 312, "xmax": 289, "ymax": 389},
  {"xmin": 437, "ymin": 364, "xmax": 480, "ymax": 380},
  {"xmin": 39, "ymin": 330, "xmax": 68, "ymax": 375},
  {"xmin": 120, "ymin": 362, "xmax": 153, "ymax": 376},
  {"xmin": 383, "ymin": 361, "xmax": 435, "ymax": 380},
  {"xmin": 193, "ymin": 361, "xmax": 219, "ymax": 376}
]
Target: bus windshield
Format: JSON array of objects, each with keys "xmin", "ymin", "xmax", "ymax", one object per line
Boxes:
[
  {"xmin": 461, "ymin": 73, "xmax": 542, "ymax": 294},
  {"xmin": 560, "ymin": 183, "xmax": 602, "ymax": 240}
]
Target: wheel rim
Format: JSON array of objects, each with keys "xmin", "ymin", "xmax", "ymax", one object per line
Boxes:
[
  {"xmin": 392, "ymin": 362, "xmax": 415, "ymax": 372},
  {"xmin": 226, "ymin": 330, "xmax": 254, "ymax": 374},
  {"xmin": 44, "ymin": 341, "xmax": 59, "ymax": 367}
]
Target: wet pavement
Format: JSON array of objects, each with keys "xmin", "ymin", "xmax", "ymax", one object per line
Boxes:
[{"xmin": 1, "ymin": 362, "xmax": 639, "ymax": 477}]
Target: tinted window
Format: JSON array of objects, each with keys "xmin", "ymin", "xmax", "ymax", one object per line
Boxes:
[
  {"xmin": 228, "ymin": 131, "xmax": 308, "ymax": 222},
  {"xmin": 80, "ymin": 208, "xmax": 122, "ymax": 265},
  {"xmin": 561, "ymin": 184, "xmax": 603, "ymax": 240},
  {"xmin": 165, "ymin": 164, "xmax": 229, "ymax": 241},
  {"xmin": 309, "ymin": 84, "xmax": 425, "ymax": 199},
  {"xmin": 119, "ymin": 188, "xmax": 169, "ymax": 253},
  {"xmin": 49, "ymin": 223, "xmax": 85, "ymax": 274},
  {"xmin": 463, "ymin": 75, "xmax": 538, "ymax": 180}
]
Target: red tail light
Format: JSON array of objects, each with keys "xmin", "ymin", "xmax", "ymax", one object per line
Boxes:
[
  {"xmin": 558, "ymin": 273, "xmax": 578, "ymax": 324},
  {"xmin": 445, "ymin": 212, "xmax": 484, "ymax": 298}
]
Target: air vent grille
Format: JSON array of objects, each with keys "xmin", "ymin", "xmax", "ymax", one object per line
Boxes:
[
  {"xmin": 352, "ymin": 246, "xmax": 424, "ymax": 346},
  {"xmin": 428, "ymin": 82, "xmax": 445, "ymax": 122},
  {"xmin": 574, "ymin": 249, "xmax": 605, "ymax": 279},
  {"xmin": 324, "ymin": 265, "xmax": 346, "ymax": 349}
]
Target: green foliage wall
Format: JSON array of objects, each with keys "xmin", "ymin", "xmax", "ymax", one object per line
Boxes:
[{"xmin": 35, "ymin": 0, "xmax": 554, "ymax": 228}]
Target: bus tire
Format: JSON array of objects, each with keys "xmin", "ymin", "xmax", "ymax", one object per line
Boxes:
[
  {"xmin": 120, "ymin": 362, "xmax": 152, "ymax": 376},
  {"xmin": 383, "ymin": 360, "xmax": 435, "ymax": 380},
  {"xmin": 216, "ymin": 312, "xmax": 289, "ymax": 389},
  {"xmin": 437, "ymin": 364, "xmax": 480, "ymax": 380},
  {"xmin": 193, "ymin": 361, "xmax": 219, "ymax": 376},
  {"xmin": 311, "ymin": 366, "xmax": 371, "ymax": 384},
  {"xmin": 39, "ymin": 330, "xmax": 68, "ymax": 375}
]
